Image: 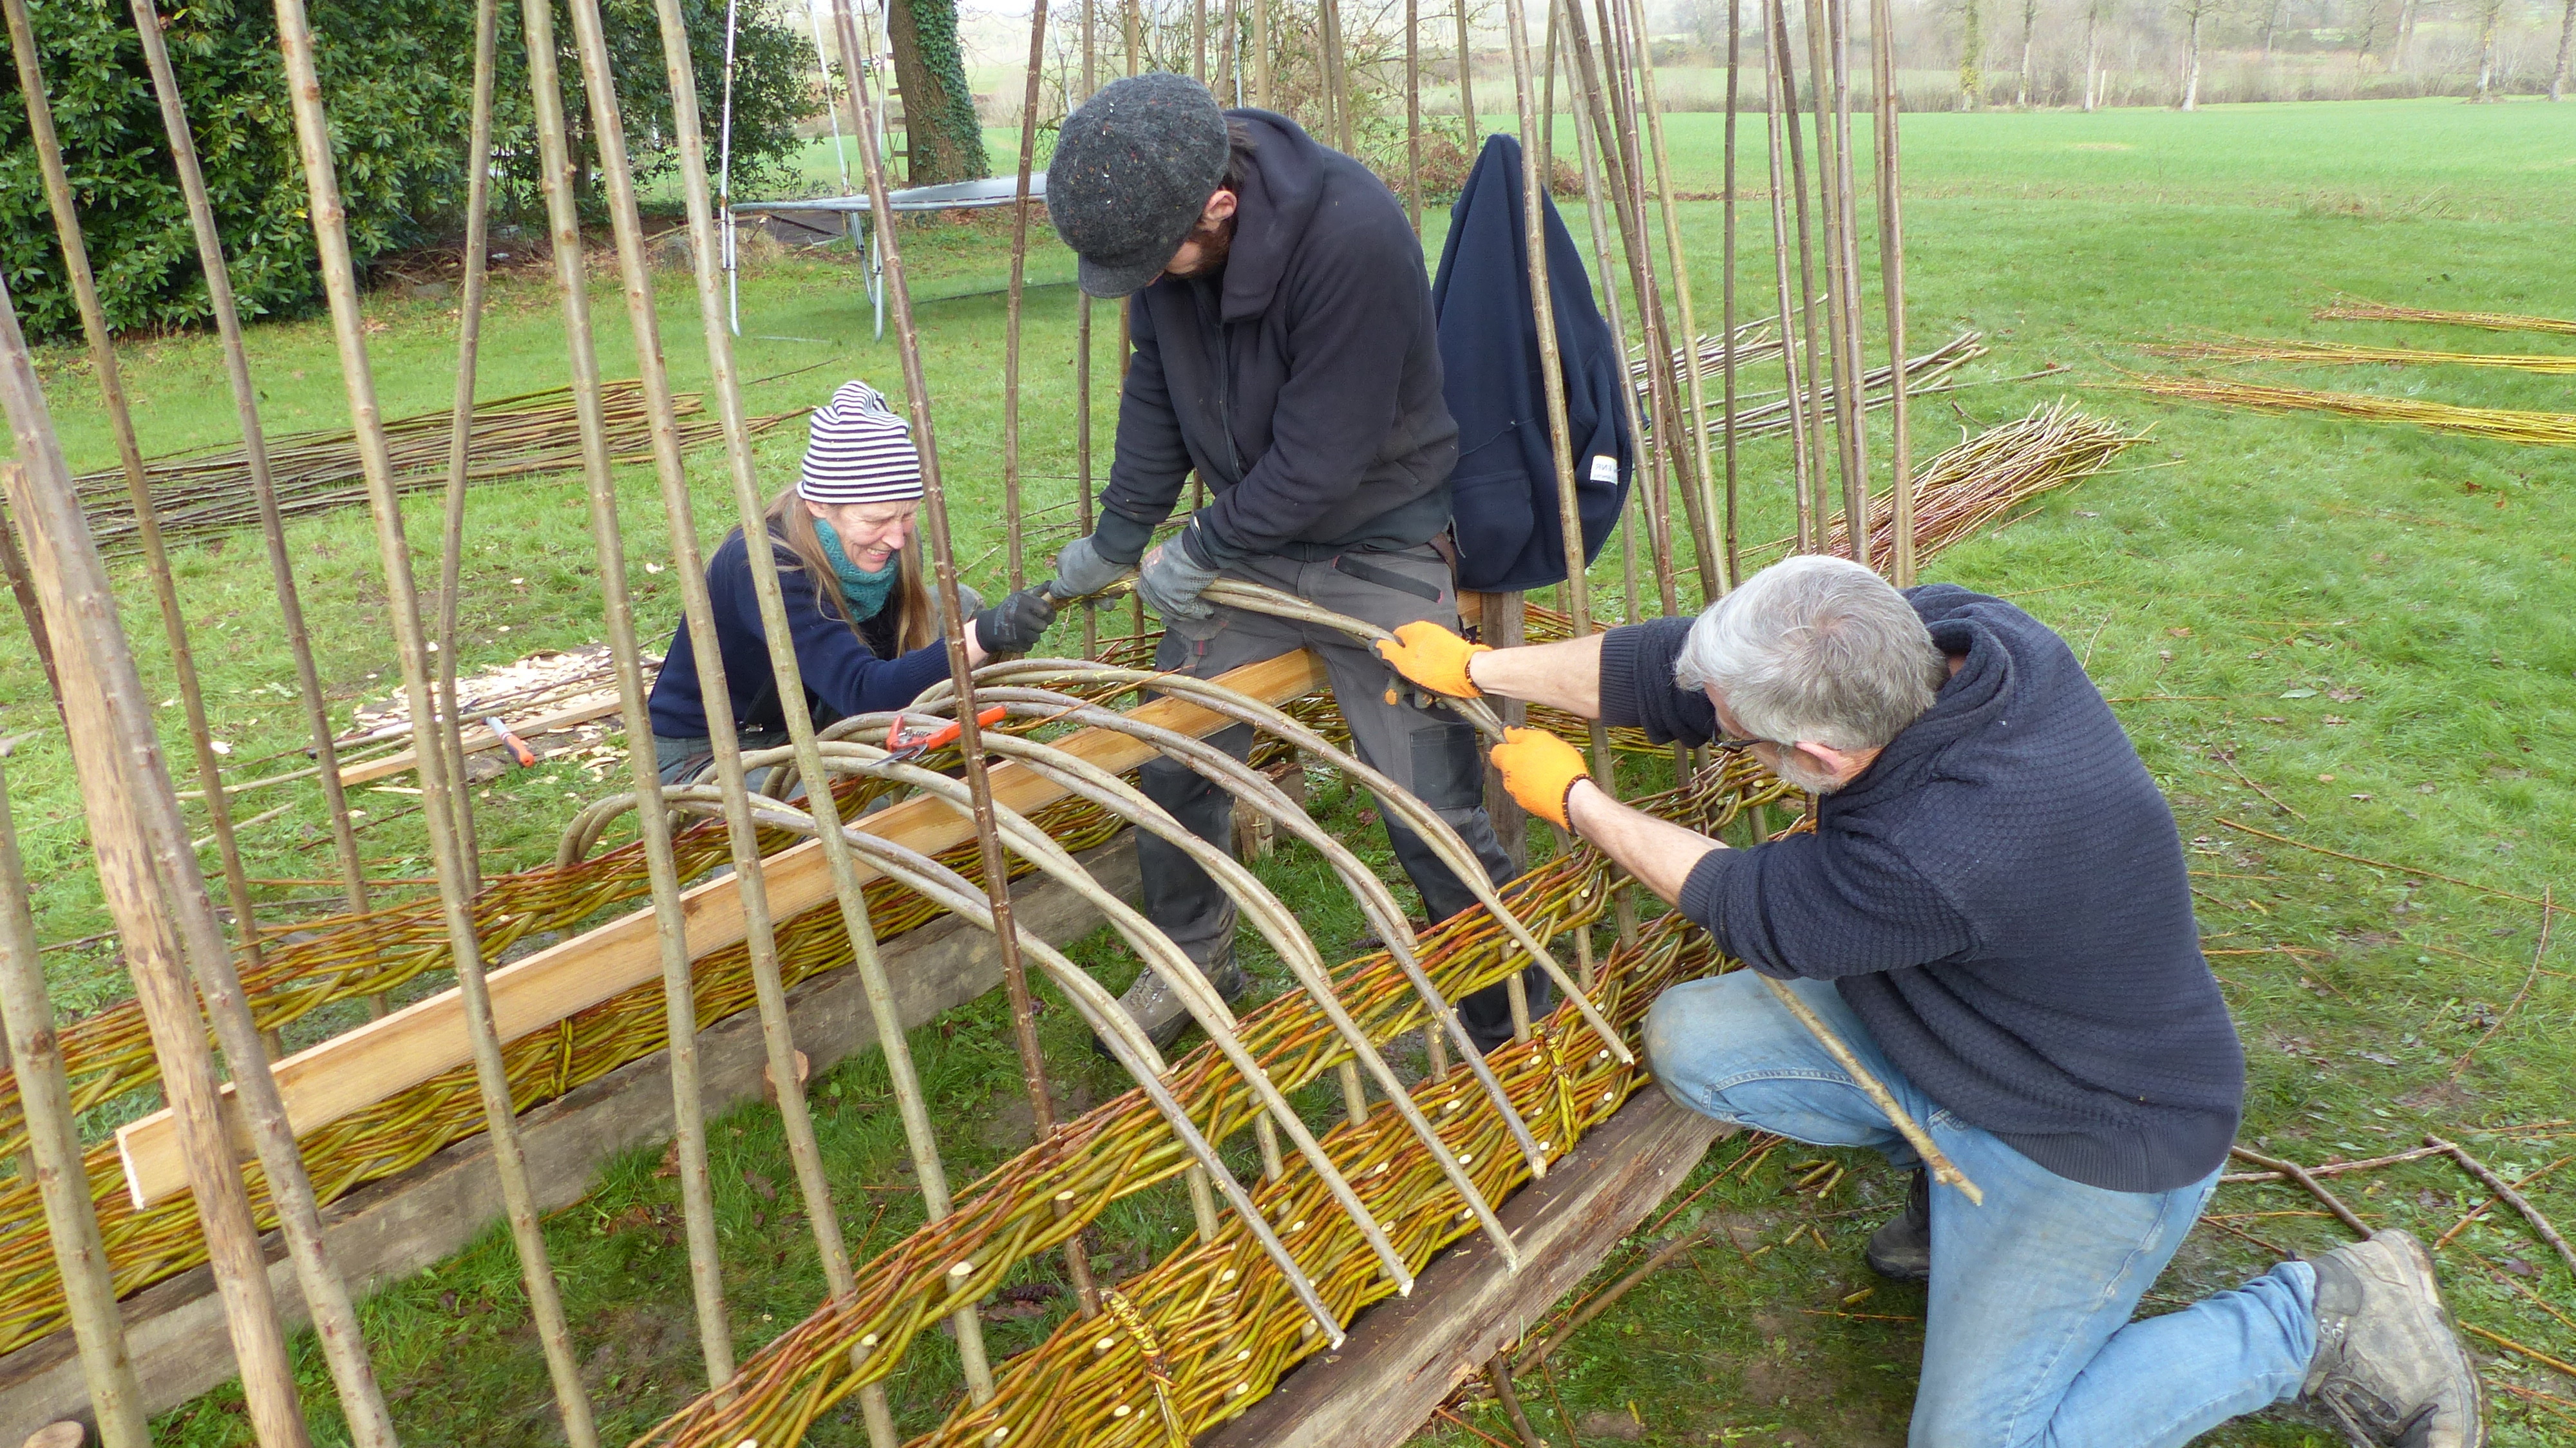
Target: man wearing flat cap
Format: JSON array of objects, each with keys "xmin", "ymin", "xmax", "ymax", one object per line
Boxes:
[{"xmin": 1041, "ymin": 73, "xmax": 1533, "ymax": 1051}]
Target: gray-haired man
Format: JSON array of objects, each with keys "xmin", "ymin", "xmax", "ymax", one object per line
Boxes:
[
  {"xmin": 1374, "ymin": 553, "xmax": 2484, "ymax": 1447},
  {"xmin": 1037, "ymin": 71, "xmax": 1535, "ymax": 1053}
]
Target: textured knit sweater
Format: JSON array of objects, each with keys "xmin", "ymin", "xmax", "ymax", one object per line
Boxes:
[{"xmin": 1599, "ymin": 585, "xmax": 2244, "ymax": 1193}]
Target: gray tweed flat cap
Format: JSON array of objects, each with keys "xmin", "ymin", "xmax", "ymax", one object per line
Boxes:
[{"xmin": 1046, "ymin": 73, "xmax": 1231, "ymax": 299}]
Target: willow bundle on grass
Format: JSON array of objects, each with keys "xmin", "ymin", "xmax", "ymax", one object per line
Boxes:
[
  {"xmin": 2119, "ymin": 373, "xmax": 2576, "ymax": 449},
  {"xmin": 1743, "ymin": 400, "xmax": 2145, "ymax": 567},
  {"xmin": 2147, "ymin": 336, "xmax": 2576, "ymax": 377},
  {"xmin": 74, "ymin": 379, "xmax": 806, "ymax": 558},
  {"xmin": 2313, "ymin": 301, "xmax": 2576, "ymax": 339}
]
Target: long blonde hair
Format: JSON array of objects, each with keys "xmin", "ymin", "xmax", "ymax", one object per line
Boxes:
[{"xmin": 760, "ymin": 487, "xmax": 936, "ymax": 654}]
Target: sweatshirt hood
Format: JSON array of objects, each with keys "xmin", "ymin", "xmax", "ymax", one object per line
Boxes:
[{"xmin": 1217, "ymin": 110, "xmax": 1327, "ymax": 323}]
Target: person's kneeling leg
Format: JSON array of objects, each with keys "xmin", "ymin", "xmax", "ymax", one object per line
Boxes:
[{"xmin": 1643, "ymin": 971, "xmax": 1927, "ymax": 1155}]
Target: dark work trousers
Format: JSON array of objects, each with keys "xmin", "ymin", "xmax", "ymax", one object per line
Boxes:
[{"xmin": 1138, "ymin": 542, "xmax": 1544, "ymax": 1051}]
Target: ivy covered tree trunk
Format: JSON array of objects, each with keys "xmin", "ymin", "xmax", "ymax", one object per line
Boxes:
[
  {"xmin": 887, "ymin": 0, "xmax": 989, "ymax": 184},
  {"xmin": 1958, "ymin": 0, "xmax": 1983, "ymax": 110}
]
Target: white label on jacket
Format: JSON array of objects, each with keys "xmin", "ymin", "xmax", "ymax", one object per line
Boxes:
[{"xmin": 1589, "ymin": 454, "xmax": 1618, "ymax": 483}]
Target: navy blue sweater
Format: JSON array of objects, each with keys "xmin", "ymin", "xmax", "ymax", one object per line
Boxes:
[
  {"xmin": 1601, "ymin": 586, "xmax": 2244, "ymax": 1193},
  {"xmin": 647, "ymin": 527, "xmax": 953, "ymax": 741}
]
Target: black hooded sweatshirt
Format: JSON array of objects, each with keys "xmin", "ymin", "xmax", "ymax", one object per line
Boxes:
[
  {"xmin": 1091, "ymin": 110, "xmax": 1461, "ymax": 569},
  {"xmin": 1601, "ymin": 586, "xmax": 2246, "ymax": 1194}
]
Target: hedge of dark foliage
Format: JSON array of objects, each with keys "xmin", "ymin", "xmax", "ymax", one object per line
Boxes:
[{"xmin": 1, "ymin": 0, "xmax": 814, "ymax": 341}]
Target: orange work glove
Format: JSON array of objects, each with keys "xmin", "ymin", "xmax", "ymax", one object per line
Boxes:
[
  {"xmin": 1489, "ymin": 726, "xmax": 1591, "ymax": 829},
  {"xmin": 1373, "ymin": 620, "xmax": 1491, "ymax": 698}
]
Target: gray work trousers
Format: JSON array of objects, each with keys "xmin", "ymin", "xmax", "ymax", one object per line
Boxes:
[{"xmin": 1139, "ymin": 542, "xmax": 1542, "ymax": 1051}]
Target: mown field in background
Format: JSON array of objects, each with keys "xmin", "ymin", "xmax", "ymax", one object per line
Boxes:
[{"xmin": 3, "ymin": 97, "xmax": 2568, "ymax": 1445}]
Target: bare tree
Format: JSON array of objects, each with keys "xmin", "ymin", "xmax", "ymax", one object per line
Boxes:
[
  {"xmin": 2555, "ymin": 0, "xmax": 2575, "ymax": 98},
  {"xmin": 2470, "ymin": 0, "xmax": 2507, "ymax": 97},
  {"xmin": 2083, "ymin": 0, "xmax": 2113, "ymax": 106},
  {"xmin": 2391, "ymin": 0, "xmax": 2420, "ymax": 70},
  {"xmin": 1960, "ymin": 0, "xmax": 1985, "ymax": 108},
  {"xmin": 2175, "ymin": 0, "xmax": 2223, "ymax": 107},
  {"xmin": 2260, "ymin": 0, "xmax": 2284, "ymax": 57},
  {"xmin": 2017, "ymin": 0, "xmax": 2041, "ymax": 102}
]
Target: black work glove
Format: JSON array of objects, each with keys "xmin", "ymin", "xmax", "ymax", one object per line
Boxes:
[{"xmin": 972, "ymin": 587, "xmax": 1059, "ymax": 655}]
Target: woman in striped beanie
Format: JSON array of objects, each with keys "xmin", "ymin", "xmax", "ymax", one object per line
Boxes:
[{"xmin": 647, "ymin": 380, "xmax": 1058, "ymax": 783}]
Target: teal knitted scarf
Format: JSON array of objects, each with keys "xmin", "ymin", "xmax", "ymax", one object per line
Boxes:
[{"xmin": 813, "ymin": 518, "xmax": 900, "ymax": 622}]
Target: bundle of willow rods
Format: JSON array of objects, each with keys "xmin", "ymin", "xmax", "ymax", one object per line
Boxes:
[
  {"xmin": 1804, "ymin": 401, "xmax": 2144, "ymax": 566},
  {"xmin": 2119, "ymin": 373, "xmax": 2576, "ymax": 449},
  {"xmin": 631, "ymin": 760, "xmax": 1788, "ymax": 1448},
  {"xmin": 1660, "ymin": 331, "xmax": 1987, "ymax": 447},
  {"xmin": 2313, "ymin": 301, "xmax": 2576, "ymax": 339},
  {"xmin": 73, "ymin": 379, "xmax": 805, "ymax": 558},
  {"xmin": 2146, "ymin": 336, "xmax": 2576, "ymax": 377}
]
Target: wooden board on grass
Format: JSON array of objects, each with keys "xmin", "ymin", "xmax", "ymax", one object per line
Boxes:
[{"xmin": 1198, "ymin": 1088, "xmax": 1729, "ymax": 1448}]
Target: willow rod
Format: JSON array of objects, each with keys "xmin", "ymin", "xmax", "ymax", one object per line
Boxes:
[
  {"xmin": 1588, "ymin": 0, "xmax": 1708, "ymax": 606},
  {"xmin": 1253, "ymin": 0, "xmax": 1271, "ymax": 104},
  {"xmin": 1798, "ymin": 0, "xmax": 1862, "ymax": 555},
  {"xmin": 1618, "ymin": 0, "xmax": 1727, "ymax": 598},
  {"xmin": 1770, "ymin": 0, "xmax": 1833, "ymax": 543},
  {"xmin": 1719, "ymin": 0, "xmax": 1743, "ymax": 585},
  {"xmin": 1564, "ymin": 0, "xmax": 1682, "ymax": 615},
  {"xmin": 545, "ymin": 0, "xmax": 782, "ymax": 1384},
  {"xmin": 1869, "ymin": 0, "xmax": 1915, "ymax": 584},
  {"xmin": 1000, "ymin": 0, "xmax": 1054, "ymax": 593},
  {"xmin": 1759, "ymin": 0, "xmax": 1815, "ymax": 551},
  {"xmin": 121, "ymin": 0, "xmax": 375, "ymax": 926},
  {"xmin": 434, "ymin": 0, "xmax": 506, "ymax": 888},
  {"xmin": 261, "ymin": 0, "xmax": 603, "ymax": 1428},
  {"xmin": 1, "ymin": 299, "xmax": 315, "ymax": 1448},
  {"xmin": 0, "ymin": 743, "xmax": 146, "ymax": 1447},
  {"xmin": 1559, "ymin": 3, "xmax": 1667, "ymax": 621},
  {"xmin": 659, "ymin": 0, "xmax": 963, "ymax": 1420},
  {"xmin": 1825, "ymin": 0, "xmax": 1872, "ymax": 567},
  {"xmin": 831, "ymin": 0, "xmax": 1003, "ymax": 1403},
  {"xmin": 3, "ymin": 0, "xmax": 265, "ymax": 975}
]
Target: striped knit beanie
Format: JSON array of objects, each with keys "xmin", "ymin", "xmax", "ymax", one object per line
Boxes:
[{"xmin": 797, "ymin": 380, "xmax": 924, "ymax": 505}]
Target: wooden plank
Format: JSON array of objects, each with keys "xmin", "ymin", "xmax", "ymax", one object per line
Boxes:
[
  {"xmin": 1197, "ymin": 1088, "xmax": 1728, "ymax": 1448},
  {"xmin": 117, "ymin": 649, "xmax": 1329, "ymax": 1208},
  {"xmin": 3, "ymin": 839, "xmax": 1139, "ymax": 1443},
  {"xmin": 334, "ymin": 692, "xmax": 625, "ymax": 786}
]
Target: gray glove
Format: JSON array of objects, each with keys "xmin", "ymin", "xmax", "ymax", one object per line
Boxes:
[
  {"xmin": 1135, "ymin": 538, "xmax": 1218, "ymax": 621},
  {"xmin": 1048, "ymin": 535, "xmax": 1131, "ymax": 601},
  {"xmin": 972, "ymin": 587, "xmax": 1059, "ymax": 655}
]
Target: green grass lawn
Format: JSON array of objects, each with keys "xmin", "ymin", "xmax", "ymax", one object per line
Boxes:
[{"xmin": 4, "ymin": 96, "xmax": 2570, "ymax": 1445}]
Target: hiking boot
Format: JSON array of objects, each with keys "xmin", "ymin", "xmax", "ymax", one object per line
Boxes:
[
  {"xmin": 2301, "ymin": 1229, "xmax": 2486, "ymax": 1448},
  {"xmin": 1095, "ymin": 947, "xmax": 1248, "ymax": 1057},
  {"xmin": 1864, "ymin": 1168, "xmax": 1932, "ymax": 1284}
]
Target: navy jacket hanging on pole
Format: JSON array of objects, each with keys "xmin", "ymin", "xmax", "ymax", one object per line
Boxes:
[{"xmin": 1430, "ymin": 133, "xmax": 1634, "ymax": 593}]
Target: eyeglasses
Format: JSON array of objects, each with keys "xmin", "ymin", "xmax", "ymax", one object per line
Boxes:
[{"xmin": 1710, "ymin": 730, "xmax": 1772, "ymax": 755}]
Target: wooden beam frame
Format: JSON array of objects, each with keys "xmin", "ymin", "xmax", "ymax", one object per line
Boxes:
[
  {"xmin": 117, "ymin": 649, "xmax": 1329, "ymax": 1208},
  {"xmin": 1198, "ymin": 1088, "xmax": 1728, "ymax": 1448}
]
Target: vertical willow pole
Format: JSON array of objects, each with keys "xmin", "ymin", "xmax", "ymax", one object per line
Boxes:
[
  {"xmin": 1825, "ymin": 0, "xmax": 1871, "ymax": 560},
  {"xmin": 4, "ymin": 0, "xmax": 266, "ymax": 977},
  {"xmin": 1621, "ymin": 0, "xmax": 1727, "ymax": 597},
  {"xmin": 122, "ymin": 0, "xmax": 375, "ymax": 928},
  {"xmin": 1871, "ymin": 0, "xmax": 1917, "ymax": 584},
  {"xmin": 1719, "ymin": 0, "xmax": 1743, "ymax": 585},
  {"xmin": 1799, "ymin": 0, "xmax": 1862, "ymax": 549},
  {"xmin": 833, "ymin": 0, "xmax": 1003, "ymax": 1403},
  {"xmin": 529, "ymin": 0, "xmax": 744, "ymax": 1384},
  {"xmin": 1761, "ymin": 3, "xmax": 1817, "ymax": 551},
  {"xmin": 4, "ymin": 300, "xmax": 321, "ymax": 1448},
  {"xmin": 258, "ymin": 0, "xmax": 601, "ymax": 1431},
  {"xmin": 1564, "ymin": 0, "xmax": 1678, "ymax": 616},
  {"xmin": 1771, "ymin": 0, "xmax": 1834, "ymax": 542},
  {"xmin": 1002, "ymin": 0, "xmax": 1055, "ymax": 593},
  {"xmin": 0, "ymin": 739, "xmax": 147, "ymax": 1448},
  {"xmin": 433, "ymin": 0, "xmax": 506, "ymax": 892}
]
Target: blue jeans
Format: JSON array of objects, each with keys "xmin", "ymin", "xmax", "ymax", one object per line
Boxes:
[{"xmin": 1645, "ymin": 972, "xmax": 2320, "ymax": 1448}]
